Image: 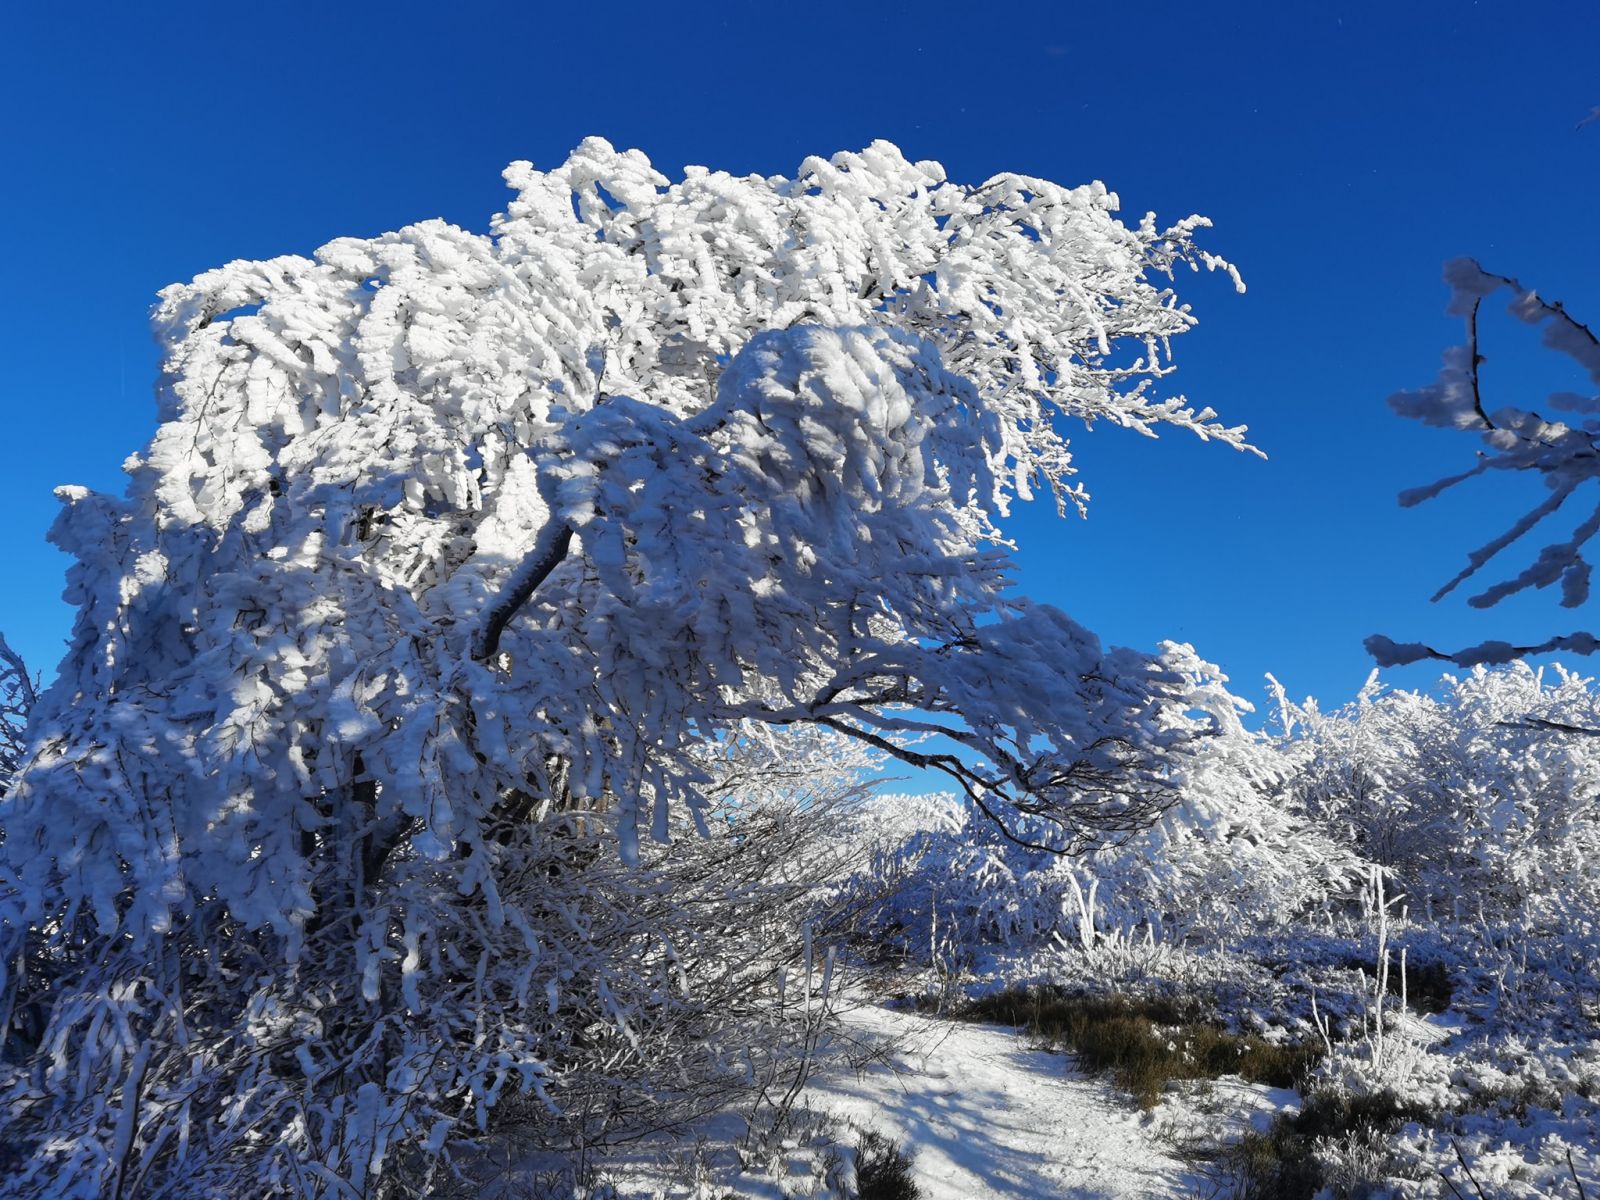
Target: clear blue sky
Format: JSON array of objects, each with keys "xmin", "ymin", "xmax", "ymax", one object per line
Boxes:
[{"xmin": 2, "ymin": 0, "xmax": 1597, "ymax": 714}]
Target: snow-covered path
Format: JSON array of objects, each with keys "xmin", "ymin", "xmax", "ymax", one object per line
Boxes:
[{"xmin": 803, "ymin": 1004, "xmax": 1206, "ymax": 1200}]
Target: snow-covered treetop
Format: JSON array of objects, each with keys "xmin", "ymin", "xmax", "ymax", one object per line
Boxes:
[
  {"xmin": 143, "ymin": 138, "xmax": 1248, "ymax": 520},
  {"xmin": 1372, "ymin": 260, "xmax": 1600, "ymax": 668},
  {"xmin": 4, "ymin": 139, "xmax": 1248, "ymax": 946}
]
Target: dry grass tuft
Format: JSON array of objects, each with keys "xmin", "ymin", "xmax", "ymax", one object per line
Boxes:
[
  {"xmin": 855, "ymin": 1128, "xmax": 921, "ymax": 1200},
  {"xmin": 961, "ymin": 987, "xmax": 1321, "ymax": 1109}
]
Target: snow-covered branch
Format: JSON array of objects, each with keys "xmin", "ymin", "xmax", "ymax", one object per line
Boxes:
[{"xmin": 1376, "ymin": 260, "xmax": 1600, "ymax": 666}]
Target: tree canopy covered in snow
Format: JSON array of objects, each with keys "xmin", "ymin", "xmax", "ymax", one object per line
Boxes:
[{"xmin": 0, "ymin": 140, "xmax": 1249, "ymax": 1197}]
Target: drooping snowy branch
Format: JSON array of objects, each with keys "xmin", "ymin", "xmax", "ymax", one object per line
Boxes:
[
  {"xmin": 1372, "ymin": 259, "xmax": 1600, "ymax": 668},
  {"xmin": 838, "ymin": 644, "xmax": 1363, "ymax": 955}
]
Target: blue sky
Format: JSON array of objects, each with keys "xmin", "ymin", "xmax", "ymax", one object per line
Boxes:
[{"xmin": 2, "ymin": 0, "xmax": 1597, "ymax": 714}]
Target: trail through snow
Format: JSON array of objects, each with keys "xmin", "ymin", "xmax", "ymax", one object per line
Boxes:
[{"xmin": 803, "ymin": 1004, "xmax": 1207, "ymax": 1199}]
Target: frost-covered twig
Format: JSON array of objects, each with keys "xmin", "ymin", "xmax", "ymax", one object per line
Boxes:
[{"xmin": 1310, "ymin": 991, "xmax": 1336, "ymax": 1060}]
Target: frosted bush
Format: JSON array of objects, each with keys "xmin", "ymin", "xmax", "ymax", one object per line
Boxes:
[{"xmin": 1283, "ymin": 662, "xmax": 1600, "ymax": 928}]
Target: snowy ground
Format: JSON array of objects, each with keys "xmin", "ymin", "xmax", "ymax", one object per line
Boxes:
[
  {"xmin": 500, "ymin": 972, "xmax": 1598, "ymax": 1199},
  {"xmin": 799, "ymin": 1002, "xmax": 1208, "ymax": 1200},
  {"xmin": 548, "ymin": 998, "xmax": 1235, "ymax": 1199}
]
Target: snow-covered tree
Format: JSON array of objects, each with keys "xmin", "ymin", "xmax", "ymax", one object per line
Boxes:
[
  {"xmin": 0, "ymin": 139, "xmax": 1247, "ymax": 1197},
  {"xmin": 0, "ymin": 636, "xmax": 31, "ymax": 798},
  {"xmin": 1371, "ymin": 260, "xmax": 1600, "ymax": 668}
]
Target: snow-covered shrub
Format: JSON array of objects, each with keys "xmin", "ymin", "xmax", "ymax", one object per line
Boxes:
[
  {"xmin": 1388, "ymin": 1109, "xmax": 1600, "ymax": 1200},
  {"xmin": 1, "ymin": 726, "xmax": 867, "ymax": 1200},
  {"xmin": 846, "ymin": 792, "xmax": 1063, "ymax": 957},
  {"xmin": 1282, "ymin": 662, "xmax": 1600, "ymax": 928},
  {"xmin": 1094, "ymin": 645, "xmax": 1362, "ymax": 942}
]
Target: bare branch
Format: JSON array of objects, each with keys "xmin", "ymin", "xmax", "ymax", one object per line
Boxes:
[{"xmin": 1466, "ymin": 296, "xmax": 1495, "ymax": 430}]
